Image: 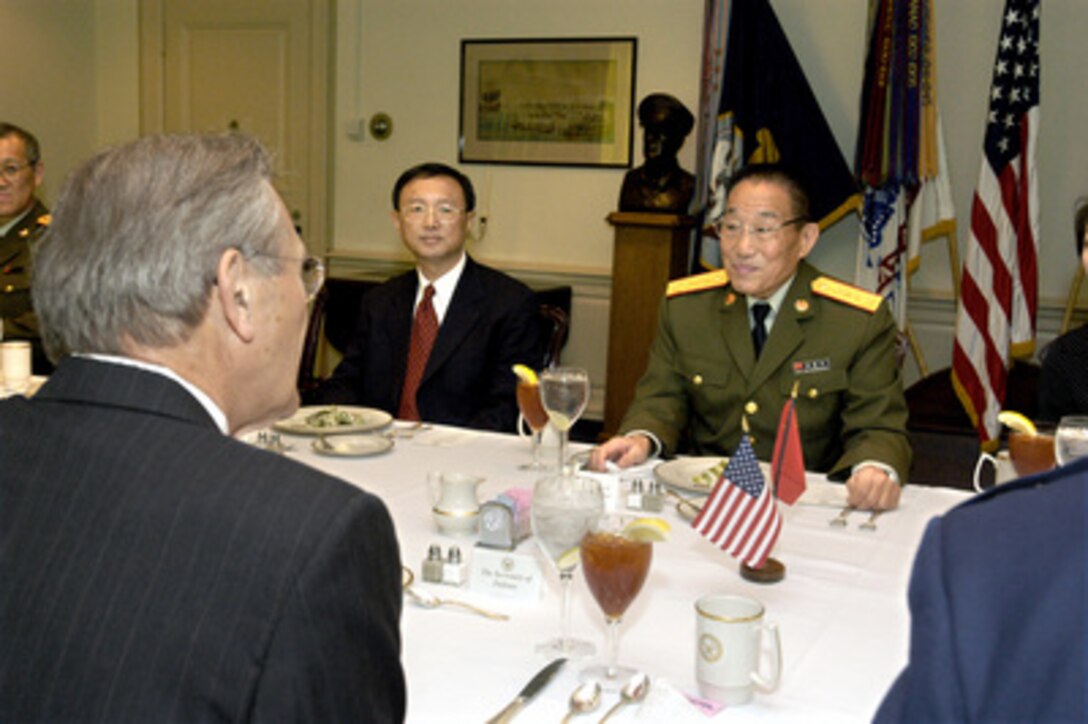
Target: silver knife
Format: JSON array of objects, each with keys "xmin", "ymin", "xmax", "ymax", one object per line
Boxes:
[{"xmin": 484, "ymin": 657, "xmax": 567, "ymax": 724}]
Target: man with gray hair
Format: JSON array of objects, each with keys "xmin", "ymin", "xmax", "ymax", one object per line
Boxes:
[
  {"xmin": 0, "ymin": 133, "xmax": 406, "ymax": 721},
  {"xmin": 0, "ymin": 121, "xmax": 51, "ymax": 371}
]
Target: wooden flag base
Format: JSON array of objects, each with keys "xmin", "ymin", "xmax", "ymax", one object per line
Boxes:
[{"xmin": 740, "ymin": 556, "xmax": 786, "ymax": 584}]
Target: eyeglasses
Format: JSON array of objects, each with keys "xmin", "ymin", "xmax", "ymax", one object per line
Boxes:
[
  {"xmin": 715, "ymin": 215, "xmax": 806, "ymax": 242},
  {"xmin": 251, "ymin": 252, "xmax": 326, "ymax": 301},
  {"xmin": 0, "ymin": 161, "xmax": 35, "ymax": 182},
  {"xmin": 401, "ymin": 202, "xmax": 464, "ymax": 224}
]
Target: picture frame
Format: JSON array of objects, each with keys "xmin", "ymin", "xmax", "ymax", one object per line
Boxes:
[{"xmin": 459, "ymin": 37, "xmax": 637, "ymax": 168}]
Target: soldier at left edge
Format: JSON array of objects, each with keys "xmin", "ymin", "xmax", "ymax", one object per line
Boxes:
[{"xmin": 0, "ymin": 122, "xmax": 52, "ymax": 374}]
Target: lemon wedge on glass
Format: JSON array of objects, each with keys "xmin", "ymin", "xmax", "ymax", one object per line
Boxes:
[
  {"xmin": 622, "ymin": 517, "xmax": 671, "ymax": 543},
  {"xmin": 556, "ymin": 545, "xmax": 581, "ymax": 570},
  {"xmin": 997, "ymin": 410, "xmax": 1037, "ymax": 436},
  {"xmin": 511, "ymin": 363, "xmax": 539, "ymax": 385}
]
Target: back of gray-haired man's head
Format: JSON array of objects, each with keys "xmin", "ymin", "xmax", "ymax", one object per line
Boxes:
[{"xmin": 34, "ymin": 132, "xmax": 285, "ymax": 361}]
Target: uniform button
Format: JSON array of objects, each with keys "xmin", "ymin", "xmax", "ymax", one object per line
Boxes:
[
  {"xmin": 744, "ymin": 401, "xmax": 758, "ymax": 415},
  {"xmin": 808, "ymin": 388, "xmax": 818, "ymax": 399},
  {"xmin": 692, "ymin": 374, "xmax": 703, "ymax": 386},
  {"xmin": 3, "ymin": 285, "xmax": 13, "ymax": 293},
  {"xmin": 749, "ymin": 435, "xmax": 757, "ymax": 446}
]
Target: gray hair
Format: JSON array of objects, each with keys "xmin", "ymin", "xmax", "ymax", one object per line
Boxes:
[{"xmin": 33, "ymin": 133, "xmax": 285, "ymax": 361}]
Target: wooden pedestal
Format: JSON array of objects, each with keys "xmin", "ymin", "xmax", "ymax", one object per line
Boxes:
[{"xmin": 602, "ymin": 212, "xmax": 697, "ymax": 438}]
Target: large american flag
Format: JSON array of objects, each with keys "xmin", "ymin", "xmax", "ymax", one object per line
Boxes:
[
  {"xmin": 692, "ymin": 435, "xmax": 782, "ymax": 569},
  {"xmin": 952, "ymin": 0, "xmax": 1040, "ymax": 446}
]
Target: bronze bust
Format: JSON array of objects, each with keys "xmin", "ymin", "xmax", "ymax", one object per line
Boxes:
[{"xmin": 619, "ymin": 93, "xmax": 696, "ymax": 213}]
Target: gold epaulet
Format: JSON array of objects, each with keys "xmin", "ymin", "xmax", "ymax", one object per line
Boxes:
[
  {"xmin": 37, "ymin": 214, "xmax": 51, "ymax": 227},
  {"xmin": 666, "ymin": 269, "xmax": 730, "ymax": 298},
  {"xmin": 811, "ymin": 276, "xmax": 883, "ymax": 313}
]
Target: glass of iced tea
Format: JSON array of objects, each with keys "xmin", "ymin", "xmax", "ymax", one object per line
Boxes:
[
  {"xmin": 580, "ymin": 514, "xmax": 664, "ymax": 690},
  {"xmin": 1008, "ymin": 423, "xmax": 1056, "ymax": 477},
  {"xmin": 517, "ymin": 380, "xmax": 550, "ymax": 471}
]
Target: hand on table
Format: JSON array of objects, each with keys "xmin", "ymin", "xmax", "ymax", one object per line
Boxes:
[
  {"xmin": 846, "ymin": 464, "xmax": 901, "ymax": 510},
  {"xmin": 587, "ymin": 434, "xmax": 652, "ymax": 471}
]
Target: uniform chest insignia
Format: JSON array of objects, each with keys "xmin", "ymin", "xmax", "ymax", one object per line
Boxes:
[
  {"xmin": 794, "ymin": 298, "xmax": 809, "ymax": 313},
  {"xmin": 724, "ymin": 292, "xmax": 737, "ymax": 306},
  {"xmin": 793, "ymin": 358, "xmax": 830, "ymax": 374},
  {"xmin": 811, "ymin": 276, "xmax": 882, "ymax": 313},
  {"xmin": 18, "ymin": 229, "xmax": 29, "ymax": 238},
  {"xmin": 667, "ymin": 269, "xmax": 730, "ymax": 298}
]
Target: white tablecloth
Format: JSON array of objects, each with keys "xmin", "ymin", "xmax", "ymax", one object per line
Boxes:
[{"xmin": 273, "ymin": 424, "xmax": 971, "ymax": 723}]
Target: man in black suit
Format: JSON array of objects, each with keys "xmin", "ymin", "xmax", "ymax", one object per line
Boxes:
[
  {"xmin": 875, "ymin": 458, "xmax": 1086, "ymax": 721},
  {"xmin": 0, "ymin": 134, "xmax": 406, "ymax": 721},
  {"xmin": 307, "ymin": 162, "xmax": 541, "ymax": 432}
]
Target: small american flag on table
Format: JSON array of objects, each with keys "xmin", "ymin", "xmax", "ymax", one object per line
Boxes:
[{"xmin": 692, "ymin": 435, "xmax": 782, "ymax": 569}]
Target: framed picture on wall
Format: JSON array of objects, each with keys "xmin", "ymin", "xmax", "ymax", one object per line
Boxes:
[{"xmin": 459, "ymin": 37, "xmax": 637, "ymax": 168}]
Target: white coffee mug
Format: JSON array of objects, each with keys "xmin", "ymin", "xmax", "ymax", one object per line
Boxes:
[
  {"xmin": 972, "ymin": 450, "xmax": 1015, "ymax": 493},
  {"xmin": 1, "ymin": 340, "xmax": 31, "ymax": 392},
  {"xmin": 695, "ymin": 594, "xmax": 781, "ymax": 706}
]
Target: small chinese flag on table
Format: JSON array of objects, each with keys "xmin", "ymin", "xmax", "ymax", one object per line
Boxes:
[
  {"xmin": 772, "ymin": 384, "xmax": 806, "ymax": 505},
  {"xmin": 692, "ymin": 435, "xmax": 782, "ymax": 569}
]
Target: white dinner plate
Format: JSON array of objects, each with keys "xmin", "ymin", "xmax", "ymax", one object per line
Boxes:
[
  {"xmin": 273, "ymin": 405, "xmax": 393, "ymax": 435},
  {"xmin": 311, "ymin": 434, "xmax": 394, "ymax": 458},
  {"xmin": 654, "ymin": 456, "xmax": 735, "ymax": 494}
]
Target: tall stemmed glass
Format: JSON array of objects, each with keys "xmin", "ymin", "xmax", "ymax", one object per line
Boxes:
[
  {"xmin": 1055, "ymin": 415, "xmax": 1088, "ymax": 466},
  {"xmin": 531, "ymin": 474, "xmax": 604, "ymax": 659},
  {"xmin": 580, "ymin": 514, "xmax": 655, "ymax": 691},
  {"xmin": 540, "ymin": 367, "xmax": 590, "ymax": 476},
  {"xmin": 516, "ymin": 371, "xmax": 550, "ymax": 471}
]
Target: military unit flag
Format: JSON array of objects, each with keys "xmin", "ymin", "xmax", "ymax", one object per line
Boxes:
[
  {"xmin": 696, "ymin": 0, "xmax": 859, "ymax": 270},
  {"xmin": 692, "ymin": 434, "xmax": 782, "ymax": 569},
  {"xmin": 853, "ymin": 0, "xmax": 956, "ymax": 329},
  {"xmin": 952, "ymin": 0, "xmax": 1041, "ymax": 446}
]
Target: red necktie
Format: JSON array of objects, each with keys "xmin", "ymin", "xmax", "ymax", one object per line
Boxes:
[{"xmin": 398, "ymin": 284, "xmax": 438, "ymax": 420}]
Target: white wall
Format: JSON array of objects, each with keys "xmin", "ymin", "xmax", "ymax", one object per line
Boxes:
[{"xmin": 332, "ymin": 0, "xmax": 705, "ymax": 271}]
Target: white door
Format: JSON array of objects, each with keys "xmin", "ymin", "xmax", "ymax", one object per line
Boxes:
[{"xmin": 143, "ymin": 0, "xmax": 330, "ymax": 250}]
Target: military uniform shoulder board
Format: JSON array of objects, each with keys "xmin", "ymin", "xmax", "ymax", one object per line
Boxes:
[
  {"xmin": 666, "ymin": 269, "xmax": 730, "ymax": 298},
  {"xmin": 37, "ymin": 214, "xmax": 51, "ymax": 227},
  {"xmin": 811, "ymin": 276, "xmax": 883, "ymax": 313}
]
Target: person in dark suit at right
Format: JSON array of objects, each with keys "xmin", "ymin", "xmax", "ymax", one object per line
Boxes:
[
  {"xmin": 1038, "ymin": 197, "xmax": 1088, "ymax": 421},
  {"xmin": 874, "ymin": 458, "xmax": 1086, "ymax": 722},
  {"xmin": 306, "ymin": 162, "xmax": 542, "ymax": 432},
  {"xmin": 0, "ymin": 133, "xmax": 405, "ymax": 722}
]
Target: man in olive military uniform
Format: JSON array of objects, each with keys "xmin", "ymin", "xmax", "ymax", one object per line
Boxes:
[
  {"xmin": 0, "ymin": 122, "xmax": 50, "ymax": 372},
  {"xmin": 591, "ymin": 163, "xmax": 909, "ymax": 511}
]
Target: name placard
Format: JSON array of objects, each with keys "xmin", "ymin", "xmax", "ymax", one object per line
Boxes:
[{"xmin": 470, "ymin": 547, "xmax": 543, "ymax": 600}]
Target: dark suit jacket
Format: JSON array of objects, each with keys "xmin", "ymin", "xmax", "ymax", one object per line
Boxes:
[
  {"xmin": 310, "ymin": 255, "xmax": 542, "ymax": 432},
  {"xmin": 0, "ymin": 358, "xmax": 406, "ymax": 722},
  {"xmin": 1038, "ymin": 323, "xmax": 1088, "ymax": 422},
  {"xmin": 875, "ymin": 459, "xmax": 1088, "ymax": 722}
]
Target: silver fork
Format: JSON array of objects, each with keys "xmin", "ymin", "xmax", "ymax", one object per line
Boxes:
[
  {"xmin": 860, "ymin": 510, "xmax": 883, "ymax": 531},
  {"xmin": 829, "ymin": 506, "xmax": 854, "ymax": 527}
]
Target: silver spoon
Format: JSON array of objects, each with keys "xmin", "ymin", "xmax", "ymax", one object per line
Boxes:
[
  {"xmin": 860, "ymin": 509, "xmax": 883, "ymax": 531},
  {"xmin": 560, "ymin": 681, "xmax": 601, "ymax": 723},
  {"xmin": 829, "ymin": 505, "xmax": 854, "ymax": 527},
  {"xmin": 598, "ymin": 673, "xmax": 650, "ymax": 723},
  {"xmin": 403, "ymin": 586, "xmax": 509, "ymax": 621}
]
